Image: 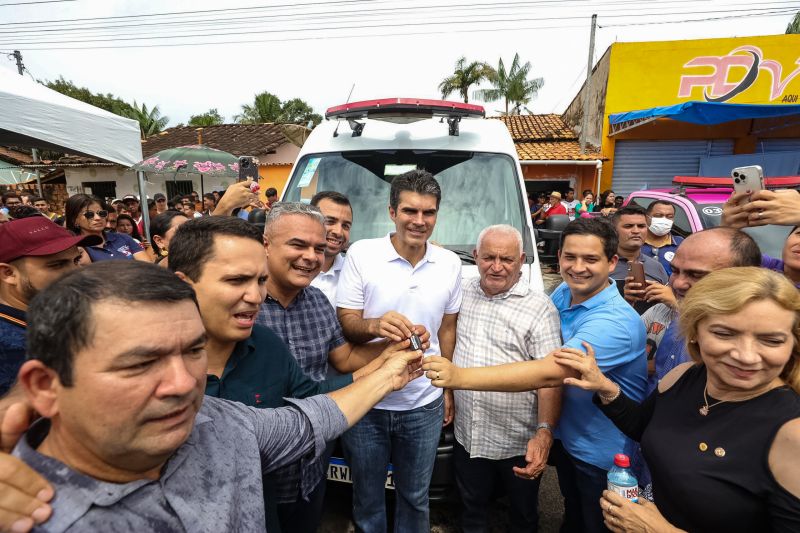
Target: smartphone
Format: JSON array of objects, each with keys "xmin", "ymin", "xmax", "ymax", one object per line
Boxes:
[
  {"xmin": 731, "ymin": 165, "xmax": 764, "ymax": 198},
  {"xmin": 629, "ymin": 261, "xmax": 646, "ymax": 288},
  {"xmin": 238, "ymin": 156, "xmax": 259, "ymax": 182}
]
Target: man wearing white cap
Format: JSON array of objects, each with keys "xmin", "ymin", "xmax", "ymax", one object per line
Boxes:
[{"xmin": 535, "ymin": 191, "xmax": 568, "ymax": 225}]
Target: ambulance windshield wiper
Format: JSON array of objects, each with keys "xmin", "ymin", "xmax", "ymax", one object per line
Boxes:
[{"xmin": 449, "ymin": 249, "xmax": 476, "ymax": 265}]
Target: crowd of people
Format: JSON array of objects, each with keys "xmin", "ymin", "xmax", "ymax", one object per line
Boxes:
[
  {"xmin": 529, "ymin": 188, "xmax": 626, "ymax": 225},
  {"xmin": 0, "ymin": 172, "xmax": 798, "ymax": 533}
]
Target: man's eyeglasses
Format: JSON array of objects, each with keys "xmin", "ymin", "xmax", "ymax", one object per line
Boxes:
[
  {"xmin": 83, "ymin": 210, "xmax": 109, "ymax": 219},
  {"xmin": 156, "ymin": 198, "xmax": 166, "ymax": 202}
]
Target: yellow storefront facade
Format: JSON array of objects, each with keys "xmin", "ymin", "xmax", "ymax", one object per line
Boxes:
[{"xmin": 564, "ymin": 34, "xmax": 800, "ymax": 194}]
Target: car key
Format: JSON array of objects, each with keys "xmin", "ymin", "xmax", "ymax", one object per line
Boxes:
[{"xmin": 409, "ymin": 334, "xmax": 423, "ymax": 351}]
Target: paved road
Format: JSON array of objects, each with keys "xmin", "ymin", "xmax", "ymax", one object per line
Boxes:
[
  {"xmin": 320, "ymin": 467, "xmax": 564, "ymax": 532},
  {"xmin": 320, "ymin": 268, "xmax": 567, "ymax": 531}
]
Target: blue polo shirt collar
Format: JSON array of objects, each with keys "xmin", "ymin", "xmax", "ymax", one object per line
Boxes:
[{"xmin": 565, "ymin": 279, "xmax": 617, "ymax": 310}]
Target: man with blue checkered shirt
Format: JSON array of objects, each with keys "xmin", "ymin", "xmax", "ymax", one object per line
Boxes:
[
  {"xmin": 453, "ymin": 224, "xmax": 562, "ymax": 533},
  {"xmin": 255, "ymin": 202, "xmax": 429, "ymax": 533}
]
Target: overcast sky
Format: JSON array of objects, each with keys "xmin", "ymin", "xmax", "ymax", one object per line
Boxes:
[{"xmin": 0, "ymin": 0, "xmax": 795, "ymax": 125}]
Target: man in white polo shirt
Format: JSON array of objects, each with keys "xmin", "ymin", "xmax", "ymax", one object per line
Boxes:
[
  {"xmin": 337, "ymin": 170, "xmax": 462, "ymax": 532},
  {"xmin": 310, "ymin": 191, "xmax": 353, "ymax": 307}
]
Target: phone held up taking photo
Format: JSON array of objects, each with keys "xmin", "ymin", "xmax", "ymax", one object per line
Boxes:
[
  {"xmin": 731, "ymin": 165, "xmax": 764, "ymax": 201},
  {"xmin": 629, "ymin": 260, "xmax": 646, "ymax": 289},
  {"xmin": 238, "ymin": 155, "xmax": 259, "ymax": 182}
]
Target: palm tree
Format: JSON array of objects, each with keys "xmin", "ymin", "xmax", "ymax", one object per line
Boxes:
[
  {"xmin": 438, "ymin": 57, "xmax": 495, "ymax": 103},
  {"xmin": 235, "ymin": 92, "xmax": 282, "ymax": 124},
  {"xmin": 474, "ymin": 53, "xmax": 544, "ymax": 115},
  {"xmin": 124, "ymin": 100, "xmax": 169, "ymax": 139},
  {"xmin": 787, "ymin": 11, "xmax": 800, "ymax": 33}
]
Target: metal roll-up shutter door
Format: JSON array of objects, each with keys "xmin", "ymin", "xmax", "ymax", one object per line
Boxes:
[
  {"xmin": 612, "ymin": 139, "xmax": 734, "ymax": 196},
  {"xmin": 756, "ymin": 138, "xmax": 800, "ymax": 152}
]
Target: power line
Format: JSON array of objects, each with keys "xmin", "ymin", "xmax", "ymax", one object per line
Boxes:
[
  {"xmin": 7, "ymin": 9, "xmax": 795, "ymax": 51},
  {"xmin": 600, "ymin": 7, "xmax": 797, "ymax": 26},
  {"xmin": 0, "ymin": 0, "xmax": 794, "ymax": 37},
  {"xmin": 0, "ymin": 4, "xmax": 793, "ymax": 46},
  {"xmin": 0, "ymin": 0, "xmax": 75, "ymax": 5},
  {"xmin": 550, "ymin": 64, "xmax": 588, "ymax": 113},
  {"xmin": 0, "ymin": 0, "xmax": 706, "ymax": 34},
  {"xmin": 0, "ymin": 0, "xmax": 741, "ymax": 27},
  {"xmin": 0, "ymin": 23, "xmax": 599, "ymax": 52}
]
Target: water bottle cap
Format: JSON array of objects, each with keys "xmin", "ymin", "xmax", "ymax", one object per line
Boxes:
[{"xmin": 613, "ymin": 454, "xmax": 630, "ymax": 467}]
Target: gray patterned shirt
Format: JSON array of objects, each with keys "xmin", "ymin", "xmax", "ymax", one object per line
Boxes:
[
  {"xmin": 13, "ymin": 395, "xmax": 348, "ymax": 533},
  {"xmin": 453, "ymin": 276, "xmax": 562, "ymax": 460}
]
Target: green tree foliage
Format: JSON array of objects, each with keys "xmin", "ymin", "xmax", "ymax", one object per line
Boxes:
[
  {"xmin": 44, "ymin": 76, "xmax": 134, "ymax": 116},
  {"xmin": 123, "ymin": 100, "xmax": 170, "ymax": 139},
  {"xmin": 787, "ymin": 12, "xmax": 800, "ymax": 34},
  {"xmin": 235, "ymin": 92, "xmax": 322, "ymax": 126},
  {"xmin": 280, "ymin": 98, "xmax": 323, "ymax": 126},
  {"xmin": 188, "ymin": 108, "xmax": 224, "ymax": 126},
  {"xmin": 438, "ymin": 57, "xmax": 495, "ymax": 103},
  {"xmin": 235, "ymin": 92, "xmax": 283, "ymax": 123},
  {"xmin": 473, "ymin": 53, "xmax": 544, "ymax": 115},
  {"xmin": 44, "ymin": 77, "xmax": 169, "ymax": 138}
]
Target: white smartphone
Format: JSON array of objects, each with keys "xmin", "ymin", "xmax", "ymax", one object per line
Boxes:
[{"xmin": 731, "ymin": 165, "xmax": 764, "ymax": 198}]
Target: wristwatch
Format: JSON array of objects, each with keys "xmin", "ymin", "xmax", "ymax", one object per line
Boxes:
[{"xmin": 536, "ymin": 422, "xmax": 553, "ymax": 433}]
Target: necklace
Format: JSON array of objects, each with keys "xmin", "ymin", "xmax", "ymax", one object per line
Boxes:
[{"xmin": 699, "ymin": 384, "xmax": 767, "ymax": 416}]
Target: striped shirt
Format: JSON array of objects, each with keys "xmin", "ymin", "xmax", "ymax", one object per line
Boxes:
[{"xmin": 453, "ymin": 276, "xmax": 562, "ymax": 460}]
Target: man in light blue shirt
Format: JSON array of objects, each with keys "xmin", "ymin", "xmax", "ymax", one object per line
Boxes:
[{"xmin": 549, "ymin": 217, "xmax": 646, "ymax": 533}]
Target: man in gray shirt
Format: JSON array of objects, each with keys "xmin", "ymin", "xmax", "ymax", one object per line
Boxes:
[
  {"xmin": 609, "ymin": 205, "xmax": 668, "ymax": 315},
  {"xmin": 6, "ymin": 260, "xmax": 422, "ymax": 532}
]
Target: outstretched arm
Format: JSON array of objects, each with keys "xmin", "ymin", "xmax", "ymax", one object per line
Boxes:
[
  {"xmin": 327, "ymin": 341, "xmax": 423, "ymax": 425},
  {"xmin": 422, "ymin": 351, "xmax": 575, "ymax": 392}
]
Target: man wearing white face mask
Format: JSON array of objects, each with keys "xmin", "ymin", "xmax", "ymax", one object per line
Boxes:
[{"xmin": 642, "ymin": 201, "xmax": 683, "ymax": 276}]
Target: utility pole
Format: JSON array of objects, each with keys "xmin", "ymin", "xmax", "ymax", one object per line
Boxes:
[
  {"xmin": 580, "ymin": 14, "xmax": 597, "ymax": 155},
  {"xmin": 31, "ymin": 148, "xmax": 43, "ymax": 197},
  {"xmin": 12, "ymin": 50, "xmax": 24, "ymax": 75}
]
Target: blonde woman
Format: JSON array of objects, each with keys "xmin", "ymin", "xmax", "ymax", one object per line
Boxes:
[{"xmin": 555, "ymin": 267, "xmax": 800, "ymax": 533}]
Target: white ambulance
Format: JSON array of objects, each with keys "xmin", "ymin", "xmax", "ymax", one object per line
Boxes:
[
  {"xmin": 280, "ymin": 98, "xmax": 545, "ymax": 497},
  {"xmin": 281, "ymin": 97, "xmax": 544, "ymax": 289}
]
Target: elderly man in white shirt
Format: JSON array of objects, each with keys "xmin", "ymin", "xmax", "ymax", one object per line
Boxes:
[
  {"xmin": 336, "ymin": 170, "xmax": 461, "ymax": 533},
  {"xmin": 310, "ymin": 191, "xmax": 352, "ymax": 307},
  {"xmin": 454, "ymin": 224, "xmax": 562, "ymax": 533}
]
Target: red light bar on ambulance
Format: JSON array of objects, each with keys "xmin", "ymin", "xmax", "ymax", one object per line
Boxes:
[
  {"xmin": 326, "ymin": 98, "xmax": 485, "ymax": 121},
  {"xmin": 673, "ymin": 176, "xmax": 800, "ymax": 189}
]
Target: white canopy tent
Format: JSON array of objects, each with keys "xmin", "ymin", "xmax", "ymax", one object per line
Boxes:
[
  {"xmin": 0, "ymin": 65, "xmax": 142, "ymax": 166},
  {"xmin": 0, "ymin": 65, "xmax": 152, "ymax": 233}
]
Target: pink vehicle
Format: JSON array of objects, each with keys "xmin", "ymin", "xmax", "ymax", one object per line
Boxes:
[{"xmin": 624, "ymin": 176, "xmax": 800, "ymax": 258}]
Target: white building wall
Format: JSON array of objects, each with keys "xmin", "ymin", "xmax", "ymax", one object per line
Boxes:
[
  {"xmin": 64, "ymin": 142, "xmax": 301, "ymax": 201},
  {"xmin": 65, "ymin": 167, "xmax": 241, "ymax": 200},
  {"xmin": 266, "ymin": 142, "xmax": 301, "ymax": 165}
]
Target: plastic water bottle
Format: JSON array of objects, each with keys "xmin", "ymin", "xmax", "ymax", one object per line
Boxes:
[{"xmin": 607, "ymin": 453, "xmax": 638, "ymax": 503}]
